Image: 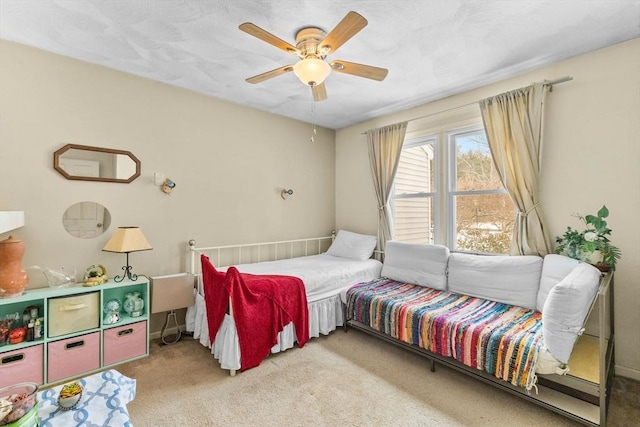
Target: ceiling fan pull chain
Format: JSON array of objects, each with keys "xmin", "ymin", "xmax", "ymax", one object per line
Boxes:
[{"xmin": 311, "ymin": 98, "xmax": 317, "ymax": 143}]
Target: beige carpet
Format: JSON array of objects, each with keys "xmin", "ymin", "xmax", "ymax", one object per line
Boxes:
[{"xmin": 118, "ymin": 330, "xmax": 639, "ymax": 426}]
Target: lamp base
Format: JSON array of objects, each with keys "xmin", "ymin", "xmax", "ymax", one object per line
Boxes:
[{"xmin": 114, "ymin": 265, "xmax": 138, "ymax": 282}]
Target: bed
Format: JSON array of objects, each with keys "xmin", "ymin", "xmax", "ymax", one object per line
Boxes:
[
  {"xmin": 343, "ymin": 241, "xmax": 615, "ymax": 427},
  {"xmin": 185, "ymin": 230, "xmax": 383, "ymax": 375}
]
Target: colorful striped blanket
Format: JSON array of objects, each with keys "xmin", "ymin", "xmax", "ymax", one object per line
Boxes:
[{"xmin": 346, "ymin": 278, "xmax": 542, "ymax": 389}]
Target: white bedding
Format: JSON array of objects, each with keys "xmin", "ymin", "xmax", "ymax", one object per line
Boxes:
[
  {"xmin": 186, "ymin": 254, "xmax": 383, "ymax": 371},
  {"xmin": 220, "ymin": 254, "xmax": 383, "ymax": 302}
]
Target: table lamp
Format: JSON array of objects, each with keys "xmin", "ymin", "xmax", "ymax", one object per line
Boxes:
[{"xmin": 102, "ymin": 227, "xmax": 152, "ymax": 282}]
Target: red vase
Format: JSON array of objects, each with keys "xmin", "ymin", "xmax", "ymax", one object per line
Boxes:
[{"xmin": 0, "ymin": 235, "xmax": 29, "ymax": 298}]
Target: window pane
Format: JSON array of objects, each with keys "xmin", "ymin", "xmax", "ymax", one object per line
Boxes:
[
  {"xmin": 455, "ymin": 193, "xmax": 515, "ymax": 253},
  {"xmin": 395, "ymin": 144, "xmax": 434, "ymax": 195},
  {"xmin": 393, "ymin": 197, "xmax": 434, "ymax": 244},
  {"xmin": 455, "ymin": 132, "xmax": 502, "ymax": 191}
]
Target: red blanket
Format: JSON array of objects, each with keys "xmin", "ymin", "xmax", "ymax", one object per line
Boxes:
[{"xmin": 201, "ymin": 255, "xmax": 309, "ymax": 371}]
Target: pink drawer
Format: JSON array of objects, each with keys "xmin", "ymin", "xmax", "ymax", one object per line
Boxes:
[
  {"xmin": 47, "ymin": 332, "xmax": 100, "ymax": 383},
  {"xmin": 0, "ymin": 344, "xmax": 44, "ymax": 387},
  {"xmin": 103, "ymin": 321, "xmax": 147, "ymax": 366}
]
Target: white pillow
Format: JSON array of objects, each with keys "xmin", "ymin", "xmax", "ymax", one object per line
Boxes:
[
  {"xmin": 447, "ymin": 253, "xmax": 543, "ymax": 310},
  {"xmin": 325, "ymin": 230, "xmax": 377, "ymax": 261},
  {"xmin": 381, "ymin": 241, "xmax": 449, "ymax": 290},
  {"xmin": 537, "ymin": 254, "xmax": 580, "ymax": 312},
  {"xmin": 542, "ymin": 263, "xmax": 600, "ymax": 364}
]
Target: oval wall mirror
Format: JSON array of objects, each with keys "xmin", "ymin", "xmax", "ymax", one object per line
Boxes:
[
  {"xmin": 62, "ymin": 201, "xmax": 111, "ymax": 239},
  {"xmin": 54, "ymin": 144, "xmax": 140, "ymax": 183}
]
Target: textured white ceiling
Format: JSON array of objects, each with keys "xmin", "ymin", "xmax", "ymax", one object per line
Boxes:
[{"xmin": 1, "ymin": 1, "xmax": 639, "ymax": 129}]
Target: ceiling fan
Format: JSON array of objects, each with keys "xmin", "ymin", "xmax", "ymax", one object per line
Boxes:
[{"xmin": 239, "ymin": 11, "xmax": 388, "ymax": 102}]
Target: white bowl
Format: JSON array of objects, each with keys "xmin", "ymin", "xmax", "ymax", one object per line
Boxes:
[{"xmin": 57, "ymin": 388, "xmax": 82, "ymax": 410}]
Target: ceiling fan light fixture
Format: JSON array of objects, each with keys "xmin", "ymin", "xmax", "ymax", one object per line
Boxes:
[{"xmin": 293, "ymin": 57, "xmax": 331, "ymax": 86}]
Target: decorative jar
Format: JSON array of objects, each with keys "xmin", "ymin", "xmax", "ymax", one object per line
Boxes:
[
  {"xmin": 0, "ymin": 236, "xmax": 29, "ymax": 298},
  {"xmin": 123, "ymin": 292, "xmax": 144, "ymax": 318}
]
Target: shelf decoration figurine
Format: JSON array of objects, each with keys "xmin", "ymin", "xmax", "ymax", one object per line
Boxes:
[
  {"xmin": 103, "ymin": 298, "xmax": 121, "ymax": 325},
  {"xmin": 123, "ymin": 292, "xmax": 144, "ymax": 317},
  {"xmin": 30, "ymin": 265, "xmax": 76, "ymax": 288},
  {"xmin": 0, "ymin": 317, "xmax": 10, "ymax": 345},
  {"xmin": 83, "ymin": 264, "xmax": 108, "ymax": 287}
]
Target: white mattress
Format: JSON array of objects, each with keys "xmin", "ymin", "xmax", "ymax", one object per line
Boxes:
[{"xmin": 220, "ymin": 254, "xmax": 383, "ymax": 302}]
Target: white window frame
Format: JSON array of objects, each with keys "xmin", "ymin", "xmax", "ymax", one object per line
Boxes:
[
  {"xmin": 392, "ymin": 120, "xmax": 514, "ymax": 252},
  {"xmin": 445, "ymin": 125, "xmax": 510, "ymax": 251}
]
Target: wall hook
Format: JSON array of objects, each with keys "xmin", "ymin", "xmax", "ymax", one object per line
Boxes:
[{"xmin": 281, "ymin": 189, "xmax": 293, "ymax": 200}]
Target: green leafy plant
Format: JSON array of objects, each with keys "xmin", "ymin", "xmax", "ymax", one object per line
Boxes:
[{"xmin": 555, "ymin": 205, "xmax": 621, "ymax": 271}]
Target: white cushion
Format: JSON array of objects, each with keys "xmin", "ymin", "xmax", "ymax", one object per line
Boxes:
[
  {"xmin": 537, "ymin": 254, "xmax": 580, "ymax": 312},
  {"xmin": 381, "ymin": 241, "xmax": 450, "ymax": 290},
  {"xmin": 325, "ymin": 230, "xmax": 377, "ymax": 261},
  {"xmin": 447, "ymin": 253, "xmax": 542, "ymax": 310},
  {"xmin": 542, "ymin": 263, "xmax": 600, "ymax": 364},
  {"xmin": 535, "ymin": 346, "xmax": 568, "ymax": 375}
]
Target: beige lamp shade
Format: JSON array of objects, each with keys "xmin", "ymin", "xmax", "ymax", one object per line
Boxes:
[
  {"xmin": 102, "ymin": 227, "xmax": 152, "ymax": 253},
  {"xmin": 102, "ymin": 227, "xmax": 151, "ymax": 282}
]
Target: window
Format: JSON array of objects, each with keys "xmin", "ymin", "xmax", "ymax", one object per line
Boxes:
[
  {"xmin": 448, "ymin": 128, "xmax": 515, "ymax": 253},
  {"xmin": 392, "ymin": 136, "xmax": 437, "ymax": 244},
  {"xmin": 392, "ymin": 125, "xmax": 515, "ymax": 254}
]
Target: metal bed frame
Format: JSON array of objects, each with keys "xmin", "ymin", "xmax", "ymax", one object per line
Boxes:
[
  {"xmin": 345, "ymin": 272, "xmax": 614, "ymax": 426},
  {"xmin": 188, "ymin": 233, "xmax": 335, "ymax": 282},
  {"xmin": 186, "ymin": 233, "xmax": 336, "ymax": 376}
]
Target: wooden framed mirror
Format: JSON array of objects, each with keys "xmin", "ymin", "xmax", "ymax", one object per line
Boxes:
[{"xmin": 53, "ymin": 144, "xmax": 141, "ymax": 183}]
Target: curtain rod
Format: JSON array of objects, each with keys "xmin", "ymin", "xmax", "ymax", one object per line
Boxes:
[{"xmin": 361, "ymin": 76, "xmax": 573, "ymax": 135}]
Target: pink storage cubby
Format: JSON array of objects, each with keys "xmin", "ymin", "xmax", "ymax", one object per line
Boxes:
[
  {"xmin": 47, "ymin": 332, "xmax": 100, "ymax": 383},
  {"xmin": 0, "ymin": 344, "xmax": 44, "ymax": 387},
  {"xmin": 103, "ymin": 321, "xmax": 147, "ymax": 366}
]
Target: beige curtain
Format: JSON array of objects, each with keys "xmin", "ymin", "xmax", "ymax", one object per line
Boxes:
[
  {"xmin": 479, "ymin": 82, "xmax": 552, "ymax": 256},
  {"xmin": 366, "ymin": 122, "xmax": 408, "ymax": 250}
]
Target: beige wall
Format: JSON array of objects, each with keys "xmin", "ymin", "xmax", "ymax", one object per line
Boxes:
[
  {"xmin": 336, "ymin": 38, "xmax": 640, "ymax": 378},
  {"xmin": 0, "ymin": 40, "xmax": 335, "ymax": 333},
  {"xmin": 2, "ymin": 36, "xmax": 638, "ymax": 378}
]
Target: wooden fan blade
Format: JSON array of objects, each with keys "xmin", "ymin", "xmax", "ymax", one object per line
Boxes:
[
  {"xmin": 246, "ymin": 65, "xmax": 294, "ymax": 84},
  {"xmin": 330, "ymin": 60, "xmax": 388, "ymax": 81},
  {"xmin": 312, "ymin": 83, "xmax": 327, "ymax": 101},
  {"xmin": 319, "ymin": 11, "xmax": 367, "ymax": 55},
  {"xmin": 239, "ymin": 22, "xmax": 299, "ymax": 55}
]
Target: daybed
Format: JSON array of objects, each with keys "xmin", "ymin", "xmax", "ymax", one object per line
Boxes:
[
  {"xmin": 185, "ymin": 230, "xmax": 382, "ymax": 374},
  {"xmin": 344, "ymin": 241, "xmax": 614, "ymax": 427}
]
